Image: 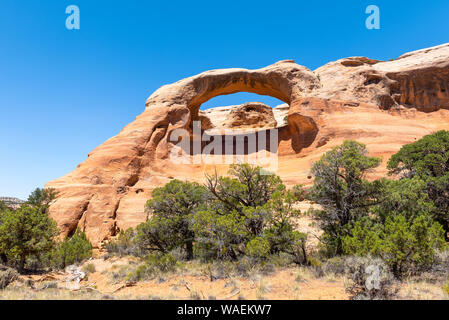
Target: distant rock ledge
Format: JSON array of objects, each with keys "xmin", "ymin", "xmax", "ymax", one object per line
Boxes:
[{"xmin": 0, "ymin": 197, "xmax": 25, "ymax": 210}]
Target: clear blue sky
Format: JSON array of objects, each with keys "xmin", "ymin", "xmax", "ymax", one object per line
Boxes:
[{"xmin": 1, "ymin": 0, "xmax": 448, "ymax": 199}]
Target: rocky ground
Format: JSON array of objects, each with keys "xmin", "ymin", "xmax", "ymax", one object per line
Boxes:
[{"xmin": 2, "ymin": 257, "xmax": 448, "ymax": 300}]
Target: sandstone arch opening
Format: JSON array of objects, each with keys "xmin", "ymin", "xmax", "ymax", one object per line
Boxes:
[
  {"xmin": 198, "ymin": 93, "xmax": 288, "ymax": 130},
  {"xmin": 181, "ymin": 92, "xmax": 317, "ymax": 158}
]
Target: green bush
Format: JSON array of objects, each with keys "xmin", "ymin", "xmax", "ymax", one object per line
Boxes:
[
  {"xmin": 140, "ymin": 180, "xmax": 207, "ymax": 260},
  {"xmin": 51, "ymin": 229, "xmax": 93, "ymax": 269},
  {"xmin": 373, "ymin": 177, "xmax": 435, "ymax": 223},
  {"xmin": 443, "ymin": 280, "xmax": 449, "ymax": 296},
  {"xmin": 26, "ymin": 188, "xmax": 58, "ymax": 213},
  {"xmin": 343, "ymin": 214, "xmax": 446, "ymax": 277},
  {"xmin": 105, "ymin": 228, "xmax": 138, "ymax": 257},
  {"xmin": 134, "ymin": 164, "xmax": 308, "ymax": 265},
  {"xmin": 321, "ymin": 256, "xmax": 347, "ymax": 276},
  {"xmin": 309, "ymin": 140, "xmax": 382, "ymax": 256},
  {"xmin": 82, "ymin": 263, "xmax": 96, "ymax": 274},
  {"xmin": 0, "ymin": 205, "xmax": 58, "ymax": 272},
  {"xmin": 0, "ymin": 201, "xmax": 9, "ymax": 213},
  {"xmin": 387, "ymin": 130, "xmax": 449, "ymax": 239},
  {"xmin": 245, "ymin": 237, "xmax": 270, "ymax": 260},
  {"xmin": 127, "ymin": 253, "xmax": 178, "ymax": 281},
  {"xmin": 192, "ymin": 210, "xmax": 248, "ymax": 260}
]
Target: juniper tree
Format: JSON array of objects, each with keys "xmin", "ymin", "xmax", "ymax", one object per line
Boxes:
[
  {"xmin": 140, "ymin": 180, "xmax": 208, "ymax": 260},
  {"xmin": 309, "ymin": 140, "xmax": 382, "ymax": 256},
  {"xmin": 387, "ymin": 130, "xmax": 449, "ymax": 239},
  {"xmin": 0, "ymin": 205, "xmax": 58, "ymax": 272}
]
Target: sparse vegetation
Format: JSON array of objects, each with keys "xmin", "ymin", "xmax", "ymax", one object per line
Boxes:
[
  {"xmin": 105, "ymin": 228, "xmax": 138, "ymax": 257},
  {"xmin": 307, "ymin": 135, "xmax": 449, "ymax": 281},
  {"xmin": 50, "ymin": 229, "xmax": 93, "ymax": 269},
  {"xmin": 308, "ymin": 140, "xmax": 382, "ymax": 256},
  {"xmin": 0, "ymin": 204, "xmax": 58, "ymax": 272},
  {"xmin": 82, "ymin": 263, "xmax": 96, "ymax": 275},
  {"xmin": 443, "ymin": 280, "xmax": 449, "ymax": 296},
  {"xmin": 126, "ymin": 253, "xmax": 180, "ymax": 282},
  {"xmin": 108, "ymin": 164, "xmax": 309, "ymax": 276},
  {"xmin": 342, "ymin": 214, "xmax": 445, "ymax": 278},
  {"xmin": 97, "ymin": 135, "xmax": 449, "ymax": 299},
  {"xmin": 0, "ymin": 188, "xmax": 93, "ymax": 274},
  {"xmin": 0, "ymin": 265, "xmax": 19, "ymax": 289},
  {"xmin": 344, "ymin": 256, "xmax": 397, "ymax": 300}
]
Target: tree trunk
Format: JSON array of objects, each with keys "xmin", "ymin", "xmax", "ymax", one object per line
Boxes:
[
  {"xmin": 0, "ymin": 253, "xmax": 7, "ymax": 265},
  {"xmin": 301, "ymin": 243, "xmax": 309, "ymax": 266},
  {"xmin": 19, "ymin": 255, "xmax": 26, "ymax": 273},
  {"xmin": 186, "ymin": 240, "xmax": 193, "ymax": 260}
]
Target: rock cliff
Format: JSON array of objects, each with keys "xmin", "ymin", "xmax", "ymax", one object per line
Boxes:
[{"xmin": 46, "ymin": 44, "xmax": 449, "ymax": 246}]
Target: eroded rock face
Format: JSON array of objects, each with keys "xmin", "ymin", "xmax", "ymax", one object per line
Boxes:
[
  {"xmin": 314, "ymin": 44, "xmax": 449, "ymax": 111},
  {"xmin": 223, "ymin": 102, "xmax": 277, "ymax": 129},
  {"xmin": 199, "ymin": 102, "xmax": 278, "ymax": 130},
  {"xmin": 46, "ymin": 44, "xmax": 449, "ymax": 246}
]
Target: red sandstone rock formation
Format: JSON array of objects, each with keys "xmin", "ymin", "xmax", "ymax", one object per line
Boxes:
[
  {"xmin": 223, "ymin": 102, "xmax": 277, "ymax": 129},
  {"xmin": 46, "ymin": 44, "xmax": 449, "ymax": 246}
]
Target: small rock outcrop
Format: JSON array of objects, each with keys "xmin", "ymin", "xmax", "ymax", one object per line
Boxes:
[{"xmin": 223, "ymin": 102, "xmax": 277, "ymax": 129}]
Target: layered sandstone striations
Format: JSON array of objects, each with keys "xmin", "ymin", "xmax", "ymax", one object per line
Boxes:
[{"xmin": 47, "ymin": 44, "xmax": 449, "ymax": 246}]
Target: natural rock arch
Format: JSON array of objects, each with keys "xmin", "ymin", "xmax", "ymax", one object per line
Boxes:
[
  {"xmin": 47, "ymin": 60, "xmax": 322, "ymax": 246},
  {"xmin": 144, "ymin": 60, "xmax": 322, "ymax": 160},
  {"xmin": 46, "ymin": 43, "xmax": 449, "ymax": 246}
]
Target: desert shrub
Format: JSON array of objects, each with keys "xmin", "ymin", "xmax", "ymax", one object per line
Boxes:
[
  {"xmin": 206, "ymin": 255, "xmax": 279, "ymax": 280},
  {"xmin": 136, "ymin": 164, "xmax": 308, "ymax": 265},
  {"xmin": 435, "ymin": 250, "xmax": 449, "ymax": 275},
  {"xmin": 292, "ymin": 184, "xmax": 306, "ymax": 201},
  {"xmin": 192, "ymin": 210, "xmax": 248, "ymax": 260},
  {"xmin": 263, "ymin": 189, "xmax": 308, "ymax": 264},
  {"xmin": 127, "ymin": 253, "xmax": 179, "ymax": 281},
  {"xmin": 135, "ymin": 215, "xmax": 182, "ymax": 256},
  {"xmin": 0, "ymin": 265, "xmax": 19, "ymax": 289},
  {"xmin": 207, "ymin": 260, "xmax": 236, "ymax": 279},
  {"xmin": 51, "ymin": 229, "xmax": 93, "ymax": 269},
  {"xmin": 195, "ymin": 166, "xmax": 307, "ymax": 263},
  {"xmin": 140, "ymin": 180, "xmax": 207, "ymax": 260},
  {"xmin": 82, "ymin": 263, "xmax": 96, "ymax": 274},
  {"xmin": 387, "ymin": 130, "xmax": 449, "ymax": 239},
  {"xmin": 308, "ymin": 141, "xmax": 382, "ymax": 256},
  {"xmin": 443, "ymin": 280, "xmax": 449, "ymax": 296},
  {"xmin": 105, "ymin": 228, "xmax": 138, "ymax": 257},
  {"xmin": 26, "ymin": 188, "xmax": 58, "ymax": 213},
  {"xmin": 344, "ymin": 256, "xmax": 397, "ymax": 300},
  {"xmin": 0, "ymin": 205, "xmax": 58, "ymax": 272},
  {"xmin": 245, "ymin": 237, "xmax": 270, "ymax": 261},
  {"xmin": 146, "ymin": 252, "xmax": 178, "ymax": 273},
  {"xmin": 268, "ymin": 252, "xmax": 298, "ymax": 268},
  {"xmin": 322, "ymin": 256, "xmax": 347, "ymax": 276},
  {"xmin": 343, "ymin": 214, "xmax": 446, "ymax": 278},
  {"xmin": 0, "ymin": 201, "xmax": 9, "ymax": 213}
]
